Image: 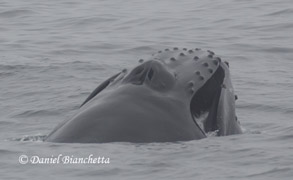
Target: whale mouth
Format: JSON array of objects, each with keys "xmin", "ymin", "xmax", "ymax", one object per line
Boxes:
[{"xmin": 190, "ymin": 65, "xmax": 225, "ymax": 135}]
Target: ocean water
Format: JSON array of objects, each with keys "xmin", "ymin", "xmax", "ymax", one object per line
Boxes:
[{"xmin": 1, "ymin": 0, "xmax": 293, "ymax": 179}]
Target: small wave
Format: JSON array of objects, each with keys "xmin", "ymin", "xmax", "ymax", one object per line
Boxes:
[
  {"xmin": 277, "ymin": 134, "xmax": 293, "ymax": 140},
  {"xmin": 206, "ymin": 130, "xmax": 219, "ymax": 137},
  {"xmin": 0, "ymin": 72, "xmax": 14, "ymax": 77},
  {"xmin": 264, "ymin": 8, "xmax": 293, "ymax": 16},
  {"xmin": 261, "ymin": 46, "xmax": 293, "ymax": 54},
  {"xmin": 9, "ymin": 135, "xmax": 47, "ymax": 142},
  {"xmin": 246, "ymin": 167, "xmax": 292, "ymax": 178},
  {"xmin": 81, "ymin": 43, "xmax": 123, "ymax": 51},
  {"xmin": 74, "ymin": 16, "xmax": 117, "ymax": 26},
  {"xmin": 120, "ymin": 46, "xmax": 158, "ymax": 55},
  {"xmin": 54, "ymin": 16, "xmax": 117, "ymax": 29},
  {"xmin": 0, "ymin": 120, "xmax": 14, "ymax": 126},
  {"xmin": 127, "ymin": 46, "xmax": 155, "ymax": 52},
  {"xmin": 13, "ymin": 109, "xmax": 60, "ymax": 118},
  {"xmin": 0, "ymin": 64, "xmax": 28, "ymax": 70},
  {"xmin": 0, "ymin": 64, "xmax": 47, "ymax": 71},
  {"xmin": 52, "ymin": 60, "xmax": 91, "ymax": 66},
  {"xmin": 0, "ymin": 149, "xmax": 15, "ymax": 154},
  {"xmin": 49, "ymin": 49, "xmax": 92, "ymax": 56},
  {"xmin": 0, "ymin": 9, "xmax": 36, "ymax": 18},
  {"xmin": 237, "ymin": 103, "xmax": 291, "ymax": 113},
  {"xmin": 242, "ymin": 128, "xmax": 262, "ymax": 135}
]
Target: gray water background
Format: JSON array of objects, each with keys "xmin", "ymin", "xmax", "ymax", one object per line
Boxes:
[{"xmin": 1, "ymin": 0, "xmax": 293, "ymax": 179}]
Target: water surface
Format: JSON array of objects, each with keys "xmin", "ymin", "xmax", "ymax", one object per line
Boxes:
[{"xmin": 1, "ymin": 0, "xmax": 293, "ymax": 179}]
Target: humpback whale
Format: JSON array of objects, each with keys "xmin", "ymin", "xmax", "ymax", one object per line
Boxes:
[{"xmin": 45, "ymin": 48, "xmax": 242, "ymax": 143}]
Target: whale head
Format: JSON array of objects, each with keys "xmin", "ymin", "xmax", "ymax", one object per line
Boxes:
[{"xmin": 45, "ymin": 48, "xmax": 242, "ymax": 143}]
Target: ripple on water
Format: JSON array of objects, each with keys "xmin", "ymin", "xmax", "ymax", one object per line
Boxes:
[
  {"xmin": 12, "ymin": 109, "xmax": 61, "ymax": 118},
  {"xmin": 245, "ymin": 167, "xmax": 293, "ymax": 178},
  {"xmin": 264, "ymin": 8, "xmax": 293, "ymax": 16},
  {"xmin": 13, "ymin": 135, "xmax": 47, "ymax": 142},
  {"xmin": 0, "ymin": 9, "xmax": 37, "ymax": 18}
]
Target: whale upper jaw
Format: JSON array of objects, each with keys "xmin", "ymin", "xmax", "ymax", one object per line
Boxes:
[{"xmin": 45, "ymin": 48, "xmax": 242, "ymax": 143}]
